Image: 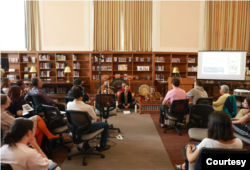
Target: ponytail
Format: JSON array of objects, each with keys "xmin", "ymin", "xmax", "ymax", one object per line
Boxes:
[{"xmin": 3, "ymin": 119, "xmax": 34, "ymax": 146}]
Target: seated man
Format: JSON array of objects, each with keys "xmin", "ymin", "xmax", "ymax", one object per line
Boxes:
[
  {"xmin": 97, "ymin": 81, "xmax": 114, "ymax": 94},
  {"xmin": 159, "ymin": 78, "xmax": 187, "ymax": 128},
  {"xmin": 67, "ymin": 78, "xmax": 89, "ymax": 102},
  {"xmin": 145, "ymin": 86, "xmax": 163, "ymax": 101},
  {"xmin": 118, "ymin": 85, "xmax": 135, "ymax": 109},
  {"xmin": 186, "ymin": 80, "xmax": 208, "ymax": 105},
  {"xmin": 24, "ymin": 77, "xmax": 65, "ymax": 111},
  {"xmin": 67, "ymin": 86, "xmax": 110, "ymax": 152}
]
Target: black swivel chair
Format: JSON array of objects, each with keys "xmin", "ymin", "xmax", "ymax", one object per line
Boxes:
[
  {"xmin": 163, "ymin": 99, "xmax": 189, "ymax": 136},
  {"xmin": 182, "ymin": 148, "xmax": 248, "ymax": 170},
  {"xmin": 95, "ymin": 94, "xmax": 120, "ymax": 133},
  {"xmin": 1, "ymin": 162, "xmax": 58, "ymax": 170},
  {"xmin": 42, "ymin": 104, "xmax": 72, "ymax": 158},
  {"xmin": 29, "ymin": 94, "xmax": 46, "ymax": 116},
  {"xmin": 196, "ymin": 97, "xmax": 213, "ymax": 106},
  {"xmin": 188, "ymin": 104, "xmax": 214, "ymax": 129},
  {"xmin": 65, "ymin": 110, "xmax": 105, "ymax": 166}
]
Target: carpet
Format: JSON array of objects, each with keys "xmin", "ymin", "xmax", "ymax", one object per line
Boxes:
[{"xmin": 61, "ymin": 112, "xmax": 174, "ymax": 170}]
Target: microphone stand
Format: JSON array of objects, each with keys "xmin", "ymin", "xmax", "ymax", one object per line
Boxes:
[{"xmin": 99, "ymin": 53, "xmax": 103, "ymax": 122}]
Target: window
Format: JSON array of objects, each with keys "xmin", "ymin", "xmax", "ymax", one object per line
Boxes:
[{"xmin": 0, "ymin": 0, "xmax": 26, "ymax": 50}]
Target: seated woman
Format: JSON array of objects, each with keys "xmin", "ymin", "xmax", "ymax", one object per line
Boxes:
[
  {"xmin": 213, "ymin": 85, "xmax": 230, "ymax": 111},
  {"xmin": 1, "ymin": 119, "xmax": 61, "ymax": 170},
  {"xmin": 7, "ymin": 86, "xmax": 24, "ymax": 117},
  {"xmin": 1, "ymin": 77, "xmax": 11, "ymax": 94},
  {"xmin": 175, "ymin": 111, "xmax": 243, "ymax": 170},
  {"xmin": 235, "ymin": 97, "xmax": 250, "ymax": 118},
  {"xmin": 118, "ymin": 85, "xmax": 135, "ymax": 109},
  {"xmin": 232, "ymin": 109, "xmax": 250, "ymax": 139},
  {"xmin": 1, "ymin": 94, "xmax": 59, "ymax": 146}
]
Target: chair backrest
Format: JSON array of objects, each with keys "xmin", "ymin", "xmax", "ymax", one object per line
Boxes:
[
  {"xmin": 1, "ymin": 163, "xmax": 13, "ymax": 170},
  {"xmin": 95, "ymin": 94, "xmax": 116, "ymax": 119},
  {"xmin": 189, "ymin": 104, "xmax": 214, "ymax": 128},
  {"xmin": 196, "ymin": 97, "xmax": 213, "ymax": 106},
  {"xmin": 65, "ymin": 96, "xmax": 74, "ymax": 105},
  {"xmin": 168, "ymin": 99, "xmax": 189, "ymax": 123},
  {"xmin": 65, "ymin": 110, "xmax": 92, "ymax": 144},
  {"xmin": 30, "ymin": 94, "xmax": 46, "ymax": 106},
  {"xmin": 194, "ymin": 148, "xmax": 248, "ymax": 170},
  {"xmin": 42, "ymin": 104, "xmax": 65, "ymax": 130}
]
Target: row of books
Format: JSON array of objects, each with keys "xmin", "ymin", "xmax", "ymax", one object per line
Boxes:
[
  {"xmin": 172, "ymin": 58, "xmax": 181, "ymax": 63},
  {"xmin": 43, "ymin": 87, "xmax": 55, "ymax": 93},
  {"xmin": 92, "ymin": 75, "xmax": 100, "ymax": 80},
  {"xmin": 155, "ymin": 56, "xmax": 166, "ymax": 62},
  {"xmin": 135, "ymin": 57, "xmax": 151, "ymax": 62},
  {"xmin": 57, "ymin": 70, "xmax": 65, "ymax": 77},
  {"xmin": 56, "ymin": 54, "xmax": 67, "ymax": 61},
  {"xmin": 114, "ymin": 57, "xmax": 132, "ymax": 62},
  {"xmin": 40, "ymin": 71, "xmax": 51, "ymax": 77},
  {"xmin": 187, "ymin": 76, "xmax": 197, "ymax": 80},
  {"xmin": 57, "ymin": 87, "xmax": 67, "ymax": 93},
  {"xmin": 155, "ymin": 66, "xmax": 165, "ymax": 71},
  {"xmin": 24, "ymin": 74, "xmax": 36, "ymax": 79},
  {"xmin": 95, "ymin": 66, "xmax": 112, "ymax": 71},
  {"xmin": 73, "ymin": 62, "xmax": 81, "ymax": 69},
  {"xmin": 40, "ymin": 63, "xmax": 52, "ymax": 69},
  {"xmin": 93, "ymin": 56, "xmax": 112, "ymax": 62},
  {"xmin": 188, "ymin": 58, "xmax": 196, "ymax": 63},
  {"xmin": 7, "ymin": 75, "xmax": 18, "ymax": 80},
  {"xmin": 73, "ymin": 54, "xmax": 77, "ymax": 61},
  {"xmin": 155, "ymin": 74, "xmax": 164, "ymax": 80},
  {"xmin": 39, "ymin": 54, "xmax": 51, "ymax": 61},
  {"xmin": 188, "ymin": 66, "xmax": 197, "ymax": 72},
  {"xmin": 73, "ymin": 71, "xmax": 80, "ymax": 77},
  {"xmin": 136, "ymin": 66, "xmax": 150, "ymax": 71},
  {"xmin": 56, "ymin": 62, "xmax": 65, "ymax": 69},
  {"xmin": 246, "ymin": 76, "xmax": 250, "ymax": 80},
  {"xmin": 8, "ymin": 58, "xmax": 18, "ymax": 63}
]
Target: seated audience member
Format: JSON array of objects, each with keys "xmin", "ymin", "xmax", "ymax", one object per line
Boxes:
[
  {"xmin": 28, "ymin": 83, "xmax": 33, "ymax": 90},
  {"xmin": 24, "ymin": 77, "xmax": 65, "ymax": 111},
  {"xmin": 1, "ymin": 94, "xmax": 59, "ymax": 146},
  {"xmin": 67, "ymin": 78, "xmax": 89, "ymax": 102},
  {"xmin": 1, "ymin": 119, "xmax": 61, "ymax": 170},
  {"xmin": 118, "ymin": 85, "xmax": 135, "ymax": 109},
  {"xmin": 16, "ymin": 80, "xmax": 29, "ymax": 101},
  {"xmin": 213, "ymin": 85, "xmax": 230, "ymax": 111},
  {"xmin": 1, "ymin": 77, "xmax": 11, "ymax": 94},
  {"xmin": 175, "ymin": 111, "xmax": 243, "ymax": 170},
  {"xmin": 145, "ymin": 86, "xmax": 163, "ymax": 101},
  {"xmin": 232, "ymin": 109, "xmax": 250, "ymax": 139},
  {"xmin": 7, "ymin": 86, "xmax": 24, "ymax": 117},
  {"xmin": 159, "ymin": 78, "xmax": 187, "ymax": 128},
  {"xmin": 97, "ymin": 81, "xmax": 114, "ymax": 94},
  {"xmin": 67, "ymin": 86, "xmax": 110, "ymax": 152},
  {"xmin": 235, "ymin": 97, "xmax": 250, "ymax": 118},
  {"xmin": 186, "ymin": 80, "xmax": 208, "ymax": 105},
  {"xmin": 118, "ymin": 83, "xmax": 132, "ymax": 92}
]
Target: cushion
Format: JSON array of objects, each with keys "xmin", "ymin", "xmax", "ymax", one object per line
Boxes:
[
  {"xmin": 95, "ymin": 109, "xmax": 117, "ymax": 116},
  {"xmin": 188, "ymin": 128, "xmax": 208, "ymax": 141},
  {"xmin": 69, "ymin": 128, "xmax": 104, "ymax": 141},
  {"xmin": 53, "ymin": 125, "xmax": 68, "ymax": 134}
]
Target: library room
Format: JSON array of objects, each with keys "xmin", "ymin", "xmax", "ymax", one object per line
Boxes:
[{"xmin": 1, "ymin": 1, "xmax": 250, "ymax": 170}]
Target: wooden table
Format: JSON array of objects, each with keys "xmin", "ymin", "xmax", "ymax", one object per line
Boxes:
[{"xmin": 156, "ymin": 80, "xmax": 168, "ymax": 96}]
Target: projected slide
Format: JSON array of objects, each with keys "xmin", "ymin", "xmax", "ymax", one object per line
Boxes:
[{"xmin": 198, "ymin": 51, "xmax": 247, "ymax": 81}]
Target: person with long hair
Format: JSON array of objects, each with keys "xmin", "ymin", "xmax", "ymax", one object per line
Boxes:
[
  {"xmin": 175, "ymin": 111, "xmax": 243, "ymax": 170},
  {"xmin": 1, "ymin": 77, "xmax": 11, "ymax": 94},
  {"xmin": 0, "ymin": 119, "xmax": 61, "ymax": 170},
  {"xmin": 235, "ymin": 97, "xmax": 250, "ymax": 118},
  {"xmin": 1, "ymin": 94, "xmax": 59, "ymax": 146},
  {"xmin": 7, "ymin": 86, "xmax": 24, "ymax": 117}
]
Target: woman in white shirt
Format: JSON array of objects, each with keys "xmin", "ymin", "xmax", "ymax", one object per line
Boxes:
[
  {"xmin": 1, "ymin": 77, "xmax": 11, "ymax": 94},
  {"xmin": 0, "ymin": 119, "xmax": 61, "ymax": 170},
  {"xmin": 175, "ymin": 111, "xmax": 243, "ymax": 170}
]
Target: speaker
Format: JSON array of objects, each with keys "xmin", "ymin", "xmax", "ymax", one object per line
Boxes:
[{"xmin": 1, "ymin": 58, "xmax": 9, "ymax": 69}]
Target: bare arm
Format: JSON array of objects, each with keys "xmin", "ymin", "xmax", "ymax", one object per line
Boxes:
[
  {"xmin": 232, "ymin": 114, "xmax": 250, "ymax": 124},
  {"xmin": 16, "ymin": 110, "xmax": 23, "ymax": 117},
  {"xmin": 29, "ymin": 137, "xmax": 48, "ymax": 159},
  {"xmin": 186, "ymin": 145, "xmax": 200, "ymax": 163}
]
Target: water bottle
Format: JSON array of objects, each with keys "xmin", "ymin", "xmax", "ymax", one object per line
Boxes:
[{"xmin": 135, "ymin": 104, "xmax": 137, "ymax": 113}]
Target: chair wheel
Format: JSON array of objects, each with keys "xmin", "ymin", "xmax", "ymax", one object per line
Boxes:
[
  {"xmin": 82, "ymin": 162, "xmax": 87, "ymax": 166},
  {"xmin": 101, "ymin": 155, "xmax": 105, "ymax": 158},
  {"xmin": 67, "ymin": 156, "xmax": 71, "ymax": 160}
]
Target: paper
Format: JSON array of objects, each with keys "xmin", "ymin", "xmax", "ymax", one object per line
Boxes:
[
  {"xmin": 22, "ymin": 104, "xmax": 34, "ymax": 115},
  {"xmin": 123, "ymin": 111, "xmax": 131, "ymax": 114}
]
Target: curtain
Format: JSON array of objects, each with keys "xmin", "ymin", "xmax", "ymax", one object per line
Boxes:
[
  {"xmin": 94, "ymin": 1, "xmax": 152, "ymax": 51},
  {"xmin": 204, "ymin": 1, "xmax": 250, "ymax": 52},
  {"xmin": 25, "ymin": 0, "xmax": 41, "ymax": 51}
]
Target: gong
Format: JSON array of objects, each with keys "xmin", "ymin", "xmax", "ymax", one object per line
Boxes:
[{"xmin": 110, "ymin": 78, "xmax": 128, "ymax": 93}]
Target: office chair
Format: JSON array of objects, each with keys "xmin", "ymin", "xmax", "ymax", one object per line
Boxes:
[
  {"xmin": 196, "ymin": 97, "xmax": 213, "ymax": 106},
  {"xmin": 29, "ymin": 94, "xmax": 45, "ymax": 116},
  {"xmin": 65, "ymin": 110, "xmax": 105, "ymax": 166},
  {"xmin": 163, "ymin": 99, "xmax": 189, "ymax": 136},
  {"xmin": 42, "ymin": 104, "xmax": 72, "ymax": 158},
  {"xmin": 95, "ymin": 94, "xmax": 120, "ymax": 133}
]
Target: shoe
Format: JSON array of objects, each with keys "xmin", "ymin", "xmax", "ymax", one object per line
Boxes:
[
  {"xmin": 48, "ymin": 136, "xmax": 61, "ymax": 148},
  {"xmin": 158, "ymin": 123, "xmax": 167, "ymax": 128},
  {"xmin": 98, "ymin": 145, "xmax": 110, "ymax": 152},
  {"xmin": 175, "ymin": 165, "xmax": 185, "ymax": 170}
]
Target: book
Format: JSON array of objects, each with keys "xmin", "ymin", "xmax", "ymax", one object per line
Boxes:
[
  {"xmin": 140, "ymin": 58, "xmax": 144, "ymax": 62},
  {"xmin": 129, "ymin": 57, "xmax": 132, "ymax": 62},
  {"xmin": 141, "ymin": 76, "xmax": 145, "ymax": 80},
  {"xmin": 24, "ymin": 67, "xmax": 29, "ymax": 72},
  {"xmin": 118, "ymin": 64, "xmax": 127, "ymax": 71},
  {"xmin": 22, "ymin": 104, "xmax": 34, "ymax": 116},
  {"xmin": 135, "ymin": 57, "xmax": 139, "ymax": 61},
  {"xmin": 73, "ymin": 54, "xmax": 77, "ymax": 60},
  {"xmin": 32, "ymin": 57, "xmax": 36, "ymax": 63},
  {"xmin": 147, "ymin": 57, "xmax": 150, "ymax": 61},
  {"xmin": 115, "ymin": 74, "xmax": 120, "ymax": 78},
  {"xmin": 23, "ymin": 56, "xmax": 29, "ymax": 62},
  {"xmin": 24, "ymin": 74, "xmax": 29, "ymax": 80},
  {"xmin": 114, "ymin": 57, "xmax": 117, "ymax": 62}
]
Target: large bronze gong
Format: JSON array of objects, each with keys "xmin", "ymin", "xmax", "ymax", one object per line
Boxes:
[{"xmin": 109, "ymin": 78, "xmax": 128, "ymax": 93}]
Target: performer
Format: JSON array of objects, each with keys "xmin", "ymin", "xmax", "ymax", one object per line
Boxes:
[
  {"xmin": 118, "ymin": 83, "xmax": 132, "ymax": 93},
  {"xmin": 97, "ymin": 81, "xmax": 114, "ymax": 94},
  {"xmin": 145, "ymin": 86, "xmax": 163, "ymax": 101},
  {"xmin": 118, "ymin": 85, "xmax": 135, "ymax": 109}
]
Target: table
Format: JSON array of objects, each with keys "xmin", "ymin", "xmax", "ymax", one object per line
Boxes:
[{"xmin": 156, "ymin": 80, "xmax": 168, "ymax": 96}]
